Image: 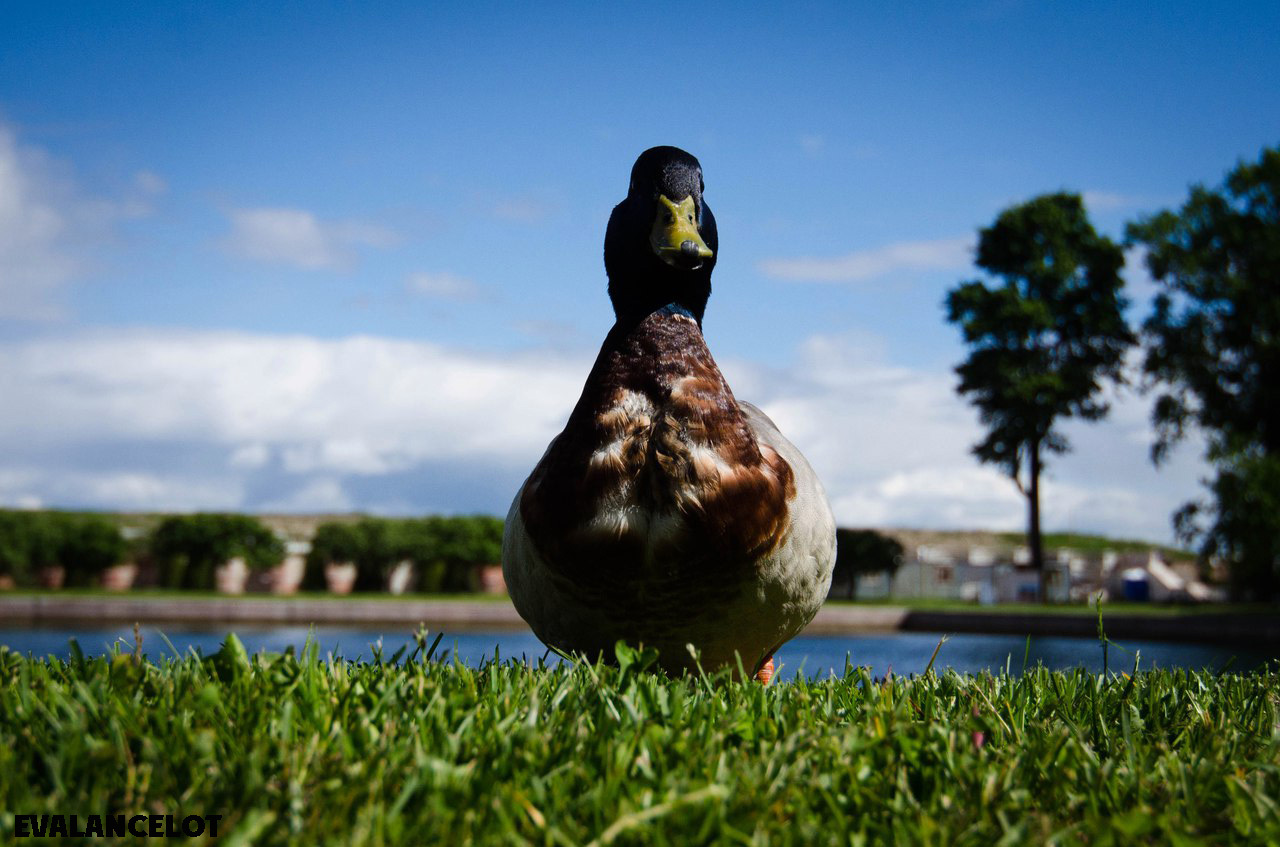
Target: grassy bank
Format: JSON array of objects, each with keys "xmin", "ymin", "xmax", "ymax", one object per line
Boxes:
[{"xmin": 1, "ymin": 640, "xmax": 1277, "ymax": 845}]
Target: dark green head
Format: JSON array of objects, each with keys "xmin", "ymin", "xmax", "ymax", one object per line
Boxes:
[{"xmin": 605, "ymin": 146, "xmax": 719, "ymax": 324}]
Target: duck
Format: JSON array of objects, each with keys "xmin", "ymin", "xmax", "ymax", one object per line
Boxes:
[{"xmin": 503, "ymin": 146, "xmax": 835, "ymax": 682}]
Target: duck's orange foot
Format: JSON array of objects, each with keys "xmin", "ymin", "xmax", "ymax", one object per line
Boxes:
[{"xmin": 754, "ymin": 656, "xmax": 775, "ymax": 685}]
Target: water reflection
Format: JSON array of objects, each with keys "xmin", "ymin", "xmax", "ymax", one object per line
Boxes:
[{"xmin": 2, "ymin": 626, "xmax": 1274, "ymax": 677}]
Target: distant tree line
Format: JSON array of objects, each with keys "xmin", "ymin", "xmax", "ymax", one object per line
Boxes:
[
  {"xmin": 0, "ymin": 511, "xmax": 503, "ymax": 593},
  {"xmin": 304, "ymin": 516, "xmax": 503, "ymax": 593},
  {"xmin": 0, "ymin": 511, "xmax": 128, "ymax": 588},
  {"xmin": 150, "ymin": 513, "xmax": 285, "ymax": 590},
  {"xmin": 946, "ymin": 144, "xmax": 1280, "ymax": 601}
]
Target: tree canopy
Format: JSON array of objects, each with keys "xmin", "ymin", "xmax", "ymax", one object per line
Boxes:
[
  {"xmin": 56, "ymin": 513, "xmax": 128, "ymax": 586},
  {"xmin": 0, "ymin": 511, "xmax": 126, "ymax": 587},
  {"xmin": 1127, "ymin": 146, "xmax": 1280, "ymax": 599},
  {"xmin": 151, "ymin": 513, "xmax": 284, "ymax": 590},
  {"xmin": 946, "ymin": 193, "xmax": 1134, "ymax": 591},
  {"xmin": 829, "ymin": 529, "xmax": 904, "ymax": 600},
  {"xmin": 306, "ymin": 515, "xmax": 504, "ymax": 593}
]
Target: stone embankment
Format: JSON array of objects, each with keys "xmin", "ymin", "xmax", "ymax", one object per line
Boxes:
[{"xmin": 2, "ymin": 595, "xmax": 1277, "ymax": 645}]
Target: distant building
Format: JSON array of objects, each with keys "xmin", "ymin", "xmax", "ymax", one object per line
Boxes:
[{"xmin": 848, "ymin": 542, "xmax": 1218, "ymax": 605}]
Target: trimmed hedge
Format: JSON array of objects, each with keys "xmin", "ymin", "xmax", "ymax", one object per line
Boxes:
[
  {"xmin": 0, "ymin": 511, "xmax": 126, "ymax": 587},
  {"xmin": 151, "ymin": 513, "xmax": 284, "ymax": 590},
  {"xmin": 2, "ymin": 510, "xmax": 504, "ymax": 593},
  {"xmin": 305, "ymin": 515, "xmax": 503, "ymax": 593}
]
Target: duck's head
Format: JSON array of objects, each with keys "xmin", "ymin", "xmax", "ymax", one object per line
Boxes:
[{"xmin": 605, "ymin": 146, "xmax": 719, "ymax": 324}]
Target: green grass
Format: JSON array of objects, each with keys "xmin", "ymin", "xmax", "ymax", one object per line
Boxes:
[
  {"xmin": 995, "ymin": 531, "xmax": 1194, "ymax": 558},
  {"xmin": 826, "ymin": 596, "xmax": 1280, "ymax": 616},
  {"xmin": 1, "ymin": 637, "xmax": 1277, "ymax": 846}
]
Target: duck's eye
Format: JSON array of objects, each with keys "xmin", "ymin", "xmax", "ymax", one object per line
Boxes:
[
  {"xmin": 687, "ymin": 213, "xmax": 695, "ymax": 223},
  {"xmin": 665, "ymin": 210, "xmax": 675, "ymax": 224}
]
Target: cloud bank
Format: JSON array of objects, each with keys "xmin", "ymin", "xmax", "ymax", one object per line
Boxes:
[
  {"xmin": 221, "ymin": 207, "xmax": 398, "ymax": 270},
  {"xmin": 0, "ymin": 123, "xmax": 160, "ymax": 320},
  {"xmin": 759, "ymin": 237, "xmax": 972, "ymax": 283},
  {"xmin": 0, "ymin": 328, "xmax": 1204, "ymax": 542},
  {"xmin": 406, "ymin": 271, "xmax": 482, "ymax": 301}
]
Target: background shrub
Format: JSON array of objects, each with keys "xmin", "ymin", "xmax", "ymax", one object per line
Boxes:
[
  {"xmin": 303, "ymin": 521, "xmax": 364, "ymax": 590},
  {"xmin": 151, "ymin": 514, "xmax": 284, "ymax": 590},
  {"xmin": 56, "ymin": 513, "xmax": 127, "ymax": 587},
  {"xmin": 303, "ymin": 515, "xmax": 504, "ymax": 593},
  {"xmin": 829, "ymin": 528, "xmax": 905, "ymax": 600},
  {"xmin": 0, "ymin": 511, "xmax": 127, "ymax": 587}
]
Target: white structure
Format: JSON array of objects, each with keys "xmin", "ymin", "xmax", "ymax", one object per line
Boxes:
[{"xmin": 848, "ymin": 544, "xmax": 1219, "ymax": 605}]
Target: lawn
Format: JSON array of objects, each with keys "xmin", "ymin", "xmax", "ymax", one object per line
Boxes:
[
  {"xmin": 825, "ymin": 596, "xmax": 1280, "ymax": 617},
  {"xmin": 1, "ymin": 635, "xmax": 1277, "ymax": 845}
]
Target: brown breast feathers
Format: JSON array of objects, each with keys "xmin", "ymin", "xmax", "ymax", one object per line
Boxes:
[{"xmin": 520, "ymin": 309, "xmax": 796, "ymax": 586}]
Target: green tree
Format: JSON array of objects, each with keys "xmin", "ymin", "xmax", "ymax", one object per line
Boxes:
[
  {"xmin": 829, "ymin": 529, "xmax": 904, "ymax": 600},
  {"xmin": 303, "ymin": 515, "xmax": 505, "ymax": 594},
  {"xmin": 0, "ymin": 511, "xmax": 38, "ymax": 586},
  {"xmin": 304, "ymin": 521, "xmax": 364, "ymax": 590},
  {"xmin": 151, "ymin": 514, "xmax": 284, "ymax": 590},
  {"xmin": 434, "ymin": 516, "xmax": 503, "ymax": 593},
  {"xmin": 349, "ymin": 517, "xmax": 403, "ymax": 592},
  {"xmin": 399, "ymin": 516, "xmax": 503, "ymax": 593},
  {"xmin": 946, "ymin": 193, "xmax": 1134, "ymax": 600},
  {"xmin": 1126, "ymin": 146, "xmax": 1280, "ymax": 600},
  {"xmin": 57, "ymin": 513, "xmax": 127, "ymax": 587},
  {"xmin": 0, "ymin": 511, "xmax": 66, "ymax": 586}
]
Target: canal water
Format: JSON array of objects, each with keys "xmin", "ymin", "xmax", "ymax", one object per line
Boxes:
[{"xmin": 2, "ymin": 626, "xmax": 1274, "ymax": 677}]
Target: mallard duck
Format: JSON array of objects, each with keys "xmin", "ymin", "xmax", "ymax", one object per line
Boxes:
[{"xmin": 503, "ymin": 146, "xmax": 835, "ymax": 681}]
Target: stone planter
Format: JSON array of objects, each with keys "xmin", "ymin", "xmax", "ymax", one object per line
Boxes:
[
  {"xmin": 325, "ymin": 562, "xmax": 357, "ymax": 595},
  {"xmin": 99, "ymin": 562, "xmax": 138, "ymax": 592},
  {"xmin": 477, "ymin": 564, "xmax": 506, "ymax": 594},
  {"xmin": 386, "ymin": 559, "xmax": 415, "ymax": 595},
  {"xmin": 37, "ymin": 565, "xmax": 66, "ymax": 590},
  {"xmin": 271, "ymin": 552, "xmax": 306, "ymax": 595},
  {"xmin": 215, "ymin": 556, "xmax": 249, "ymax": 594},
  {"xmin": 246, "ymin": 567, "xmax": 276, "ymax": 593}
]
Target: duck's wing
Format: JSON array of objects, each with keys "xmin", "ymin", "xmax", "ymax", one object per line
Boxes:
[{"xmin": 738, "ymin": 401, "xmax": 837, "ymax": 585}]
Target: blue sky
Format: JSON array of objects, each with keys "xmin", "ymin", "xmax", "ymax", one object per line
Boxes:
[{"xmin": 2, "ymin": 2, "xmax": 1277, "ymax": 541}]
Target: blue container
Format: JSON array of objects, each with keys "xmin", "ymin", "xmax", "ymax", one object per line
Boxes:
[{"xmin": 1122, "ymin": 571, "xmax": 1151, "ymax": 602}]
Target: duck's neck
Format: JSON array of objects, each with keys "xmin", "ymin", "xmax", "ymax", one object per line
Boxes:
[
  {"xmin": 655, "ymin": 301, "xmax": 698, "ymax": 321},
  {"xmin": 595, "ymin": 304, "xmax": 718, "ymax": 399},
  {"xmin": 608, "ymin": 300, "xmax": 701, "ymax": 341}
]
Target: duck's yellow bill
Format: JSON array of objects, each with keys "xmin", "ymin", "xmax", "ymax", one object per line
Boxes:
[{"xmin": 649, "ymin": 194, "xmax": 713, "ymax": 268}]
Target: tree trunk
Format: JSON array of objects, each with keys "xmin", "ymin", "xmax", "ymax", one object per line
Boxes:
[{"xmin": 1028, "ymin": 438, "xmax": 1046, "ymax": 603}]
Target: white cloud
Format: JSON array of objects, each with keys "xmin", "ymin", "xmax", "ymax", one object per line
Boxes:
[
  {"xmin": 259, "ymin": 478, "xmax": 353, "ymax": 513},
  {"xmin": 490, "ymin": 197, "xmax": 554, "ymax": 224},
  {"xmin": 1123, "ymin": 245, "xmax": 1163, "ymax": 308},
  {"xmin": 229, "ymin": 442, "xmax": 271, "ymax": 469},
  {"xmin": 0, "ymin": 327, "xmax": 1207, "ymax": 541},
  {"xmin": 721, "ymin": 333, "xmax": 1207, "ymax": 543},
  {"xmin": 720, "ymin": 334, "xmax": 1001, "ymax": 529},
  {"xmin": 799, "ymin": 134, "xmax": 825, "ymax": 157},
  {"xmin": 0, "ymin": 329, "xmax": 584, "ymax": 456},
  {"xmin": 759, "ymin": 237, "xmax": 972, "ymax": 283},
  {"xmin": 133, "ymin": 170, "xmax": 168, "ymax": 197},
  {"xmin": 221, "ymin": 207, "xmax": 398, "ymax": 270},
  {"xmin": 0, "ymin": 122, "xmax": 159, "ymax": 320},
  {"xmin": 1082, "ymin": 190, "xmax": 1157, "ymax": 213},
  {"xmin": 406, "ymin": 271, "xmax": 481, "ymax": 301},
  {"xmin": 0, "ymin": 468, "xmax": 243, "ymax": 513}
]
